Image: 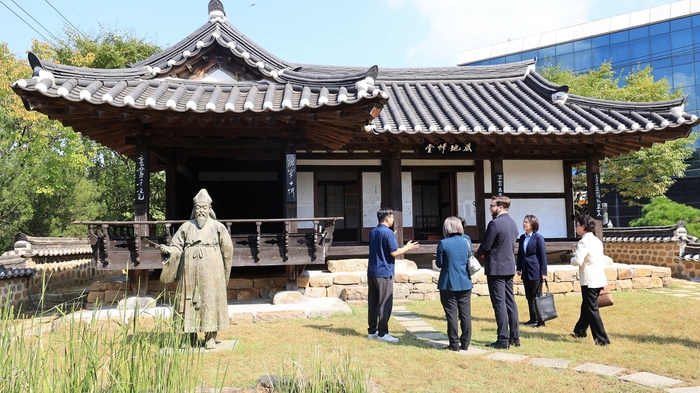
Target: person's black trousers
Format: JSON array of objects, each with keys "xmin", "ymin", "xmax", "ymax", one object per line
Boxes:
[
  {"xmin": 440, "ymin": 289, "xmax": 472, "ymax": 348},
  {"xmin": 573, "ymin": 286, "xmax": 610, "ymax": 344},
  {"xmin": 523, "ymin": 278, "xmax": 543, "ymax": 323},
  {"xmin": 487, "ymin": 275, "xmax": 520, "ymax": 344},
  {"xmin": 367, "ymin": 276, "xmax": 394, "ymax": 336}
]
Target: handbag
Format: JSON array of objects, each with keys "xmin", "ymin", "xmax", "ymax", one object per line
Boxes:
[
  {"xmin": 597, "ymin": 289, "xmax": 614, "ymax": 307},
  {"xmin": 464, "ymin": 237, "xmax": 481, "ymax": 275},
  {"xmin": 534, "ymin": 280, "xmax": 558, "ymax": 322}
]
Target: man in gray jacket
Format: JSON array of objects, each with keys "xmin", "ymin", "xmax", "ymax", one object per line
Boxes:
[{"xmin": 476, "ymin": 195, "xmax": 520, "ymax": 349}]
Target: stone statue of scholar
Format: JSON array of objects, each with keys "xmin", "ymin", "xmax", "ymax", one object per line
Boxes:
[{"xmin": 158, "ymin": 188, "xmax": 234, "ymax": 349}]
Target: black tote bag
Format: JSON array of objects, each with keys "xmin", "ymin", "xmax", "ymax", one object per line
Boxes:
[{"xmin": 535, "ymin": 280, "xmax": 558, "ymax": 322}]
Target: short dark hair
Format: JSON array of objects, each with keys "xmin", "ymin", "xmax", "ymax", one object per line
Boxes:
[
  {"xmin": 492, "ymin": 195, "xmax": 511, "ymax": 210},
  {"xmin": 576, "ymin": 214, "xmax": 596, "ymax": 233},
  {"xmin": 377, "ymin": 207, "xmax": 394, "ymax": 223},
  {"xmin": 524, "ymin": 215, "xmax": 539, "ymax": 232}
]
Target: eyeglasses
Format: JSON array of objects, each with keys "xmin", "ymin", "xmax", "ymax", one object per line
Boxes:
[{"xmin": 489, "ymin": 204, "xmax": 498, "ymax": 208}]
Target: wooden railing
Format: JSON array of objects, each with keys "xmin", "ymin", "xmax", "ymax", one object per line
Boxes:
[{"xmin": 74, "ymin": 218, "xmax": 341, "ymax": 270}]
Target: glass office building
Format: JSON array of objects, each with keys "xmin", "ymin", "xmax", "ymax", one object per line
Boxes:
[{"xmin": 460, "ymin": 0, "xmax": 700, "ymax": 226}]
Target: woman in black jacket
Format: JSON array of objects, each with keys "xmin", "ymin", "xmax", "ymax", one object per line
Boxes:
[{"xmin": 516, "ymin": 215, "xmax": 548, "ymax": 327}]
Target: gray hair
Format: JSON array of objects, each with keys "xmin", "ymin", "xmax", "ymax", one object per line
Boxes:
[{"xmin": 442, "ymin": 216, "xmax": 464, "ymax": 238}]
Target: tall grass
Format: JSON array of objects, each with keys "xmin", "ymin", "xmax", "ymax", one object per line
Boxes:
[
  {"xmin": 0, "ymin": 289, "xmax": 225, "ymax": 392},
  {"xmin": 274, "ymin": 346, "xmax": 369, "ymax": 393}
]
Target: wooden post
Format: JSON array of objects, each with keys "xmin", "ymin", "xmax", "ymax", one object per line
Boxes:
[
  {"xmin": 490, "ymin": 154, "xmax": 505, "ymax": 197},
  {"xmin": 131, "ymin": 140, "xmax": 150, "ymax": 296},
  {"xmin": 381, "ymin": 150, "xmax": 403, "ymax": 256},
  {"xmin": 474, "ymin": 160, "xmax": 485, "ymax": 241},
  {"xmin": 564, "ymin": 161, "xmax": 576, "ymax": 239},
  {"xmin": 586, "ymin": 156, "xmax": 604, "ymax": 240},
  {"xmin": 284, "ymin": 146, "xmax": 300, "ymax": 290}
]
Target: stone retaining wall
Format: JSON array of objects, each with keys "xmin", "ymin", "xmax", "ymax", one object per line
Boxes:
[{"xmin": 603, "ymin": 241, "xmax": 700, "ymax": 280}]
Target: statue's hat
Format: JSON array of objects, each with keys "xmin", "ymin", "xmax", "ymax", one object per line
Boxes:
[{"xmin": 193, "ymin": 189, "xmax": 213, "ymax": 204}]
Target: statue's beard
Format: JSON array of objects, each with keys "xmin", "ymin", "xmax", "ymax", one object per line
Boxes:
[{"xmin": 195, "ymin": 214, "xmax": 208, "ymax": 228}]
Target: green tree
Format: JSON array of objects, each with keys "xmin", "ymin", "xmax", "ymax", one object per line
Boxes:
[
  {"xmin": 630, "ymin": 196, "xmax": 700, "ymax": 237},
  {"xmin": 540, "ymin": 62, "xmax": 696, "ymax": 206},
  {"xmin": 0, "ymin": 44, "xmax": 98, "ymax": 250},
  {"xmin": 33, "ymin": 28, "xmax": 164, "ymax": 222}
]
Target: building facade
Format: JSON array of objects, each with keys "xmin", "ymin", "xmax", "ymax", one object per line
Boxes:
[{"xmin": 460, "ymin": 0, "xmax": 700, "ymax": 226}]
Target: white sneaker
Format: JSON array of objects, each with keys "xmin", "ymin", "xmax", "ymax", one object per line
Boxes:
[
  {"xmin": 367, "ymin": 332, "xmax": 378, "ymax": 340},
  {"xmin": 377, "ymin": 333, "xmax": 399, "ymax": 343}
]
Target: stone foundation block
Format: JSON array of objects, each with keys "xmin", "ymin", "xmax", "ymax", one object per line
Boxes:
[
  {"xmin": 407, "ymin": 293, "xmax": 424, "ymax": 301},
  {"xmin": 413, "ymin": 283, "xmax": 438, "ymax": 293},
  {"xmin": 617, "ymin": 279, "xmax": 634, "ymax": 290},
  {"xmin": 634, "ymin": 267, "xmax": 652, "ymax": 277},
  {"xmin": 408, "ymin": 272, "xmax": 434, "ymax": 284},
  {"xmin": 230, "ymin": 312, "xmax": 255, "ymax": 325},
  {"xmin": 548, "ymin": 282, "xmax": 573, "ymax": 294},
  {"xmin": 253, "ymin": 278, "xmax": 276, "ymax": 288},
  {"xmin": 305, "ymin": 287, "xmax": 327, "ymax": 298},
  {"xmin": 632, "ymin": 276, "xmax": 654, "ymax": 289},
  {"xmin": 256, "ymin": 310, "xmax": 307, "ymax": 323},
  {"xmin": 333, "ymin": 273, "xmax": 361, "ymax": 285},
  {"xmin": 326, "ymin": 285, "xmax": 344, "ymax": 298},
  {"xmin": 298, "ymin": 273, "xmax": 310, "ymax": 288},
  {"xmin": 327, "ymin": 258, "xmax": 367, "ymax": 272},
  {"xmin": 236, "ymin": 289, "xmax": 259, "ymax": 300},
  {"xmin": 554, "ymin": 270, "xmax": 577, "ymax": 282},
  {"xmin": 424, "ymin": 292, "xmax": 440, "ymax": 301},
  {"xmin": 604, "ymin": 268, "xmax": 618, "ymax": 281},
  {"xmin": 472, "ymin": 284, "xmax": 490, "ymax": 296},
  {"xmin": 340, "ymin": 286, "xmax": 367, "ymax": 301},
  {"xmin": 394, "ymin": 272, "xmax": 410, "ymax": 283},
  {"xmin": 228, "ymin": 278, "xmax": 254, "ymax": 289},
  {"xmin": 308, "ymin": 273, "xmax": 334, "ymax": 287},
  {"xmin": 393, "ymin": 283, "xmax": 412, "ymax": 299},
  {"xmin": 651, "ymin": 267, "xmax": 671, "ymax": 278}
]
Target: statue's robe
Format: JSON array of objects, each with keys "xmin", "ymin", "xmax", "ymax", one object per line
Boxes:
[{"xmin": 163, "ymin": 218, "xmax": 233, "ymax": 333}]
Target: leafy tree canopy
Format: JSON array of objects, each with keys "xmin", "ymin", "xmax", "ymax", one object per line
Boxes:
[
  {"xmin": 540, "ymin": 62, "xmax": 697, "ymax": 205},
  {"xmin": 630, "ymin": 196, "xmax": 700, "ymax": 237}
]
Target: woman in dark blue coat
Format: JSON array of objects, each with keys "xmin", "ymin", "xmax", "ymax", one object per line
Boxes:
[
  {"xmin": 516, "ymin": 215, "xmax": 548, "ymax": 327},
  {"xmin": 436, "ymin": 216, "xmax": 474, "ymax": 351}
]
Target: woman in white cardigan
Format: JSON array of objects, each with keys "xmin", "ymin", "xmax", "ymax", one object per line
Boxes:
[{"xmin": 570, "ymin": 214, "xmax": 611, "ymax": 346}]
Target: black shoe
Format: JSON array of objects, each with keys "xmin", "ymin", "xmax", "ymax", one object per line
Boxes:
[
  {"xmin": 486, "ymin": 341, "xmax": 510, "ymax": 349},
  {"xmin": 509, "ymin": 339, "xmax": 521, "ymax": 347},
  {"xmin": 460, "ymin": 344, "xmax": 469, "ymax": 351},
  {"xmin": 534, "ymin": 322, "xmax": 545, "ymax": 328},
  {"xmin": 444, "ymin": 345, "xmax": 460, "ymax": 352},
  {"xmin": 523, "ymin": 320, "xmax": 537, "ymax": 326},
  {"xmin": 594, "ymin": 339, "xmax": 610, "ymax": 346},
  {"xmin": 570, "ymin": 332, "xmax": 587, "ymax": 338}
]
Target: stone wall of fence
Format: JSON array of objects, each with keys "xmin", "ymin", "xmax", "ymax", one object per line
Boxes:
[
  {"xmin": 82, "ymin": 258, "xmax": 673, "ymax": 306},
  {"xmin": 603, "ymin": 241, "xmax": 700, "ymax": 280}
]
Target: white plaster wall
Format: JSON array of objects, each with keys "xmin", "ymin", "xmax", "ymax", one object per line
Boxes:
[
  {"xmin": 402, "ymin": 172, "xmax": 413, "ymax": 227},
  {"xmin": 296, "ymin": 172, "xmax": 314, "ymax": 229},
  {"xmin": 482, "ymin": 198, "xmax": 568, "ymax": 238},
  {"xmin": 456, "ymin": 172, "xmax": 477, "ymax": 225},
  {"xmin": 504, "ymin": 160, "xmax": 564, "ymax": 193},
  {"xmin": 362, "ymin": 172, "xmax": 381, "ymax": 228}
]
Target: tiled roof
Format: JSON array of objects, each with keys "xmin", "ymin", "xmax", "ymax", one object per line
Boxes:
[
  {"xmin": 603, "ymin": 223, "xmax": 687, "ymax": 243},
  {"xmin": 9, "ymin": 0, "xmax": 700, "ymax": 159}
]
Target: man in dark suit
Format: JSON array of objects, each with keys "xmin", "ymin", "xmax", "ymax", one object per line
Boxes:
[{"xmin": 476, "ymin": 195, "xmax": 520, "ymax": 349}]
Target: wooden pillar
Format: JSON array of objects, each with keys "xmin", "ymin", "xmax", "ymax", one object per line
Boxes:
[
  {"xmin": 284, "ymin": 145, "xmax": 300, "ymax": 290},
  {"xmin": 382, "ymin": 150, "xmax": 403, "ymax": 255},
  {"xmin": 586, "ymin": 155, "xmax": 603, "ymax": 240},
  {"xmin": 564, "ymin": 161, "xmax": 576, "ymax": 239},
  {"xmin": 131, "ymin": 140, "xmax": 150, "ymax": 296},
  {"xmin": 490, "ymin": 153, "xmax": 505, "ymax": 196},
  {"xmin": 474, "ymin": 160, "xmax": 486, "ymax": 241}
]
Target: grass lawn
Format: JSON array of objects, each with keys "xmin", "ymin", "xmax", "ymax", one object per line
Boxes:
[
  {"xmin": 3, "ymin": 284, "xmax": 698, "ymax": 392},
  {"xmin": 209, "ymin": 285, "xmax": 700, "ymax": 392}
]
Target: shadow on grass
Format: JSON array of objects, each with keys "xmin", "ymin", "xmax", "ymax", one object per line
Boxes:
[
  {"xmin": 612, "ymin": 332, "xmax": 700, "ymax": 349},
  {"xmin": 304, "ymin": 324, "xmax": 439, "ymax": 349},
  {"xmin": 408, "ymin": 311, "xmax": 493, "ymax": 323}
]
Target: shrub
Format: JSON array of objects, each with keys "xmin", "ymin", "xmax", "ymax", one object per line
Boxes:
[{"xmin": 630, "ymin": 196, "xmax": 700, "ymax": 237}]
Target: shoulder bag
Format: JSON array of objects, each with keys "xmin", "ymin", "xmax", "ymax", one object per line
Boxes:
[{"xmin": 597, "ymin": 289, "xmax": 614, "ymax": 307}]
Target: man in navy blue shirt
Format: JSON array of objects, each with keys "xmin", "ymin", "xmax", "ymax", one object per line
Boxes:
[{"xmin": 367, "ymin": 207, "xmax": 420, "ymax": 343}]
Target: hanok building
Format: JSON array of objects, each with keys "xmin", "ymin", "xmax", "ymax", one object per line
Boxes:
[{"xmin": 10, "ymin": 1, "xmax": 700, "ymax": 290}]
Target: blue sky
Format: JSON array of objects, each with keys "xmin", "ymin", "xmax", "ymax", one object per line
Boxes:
[{"xmin": 0, "ymin": 0, "xmax": 679, "ymax": 68}]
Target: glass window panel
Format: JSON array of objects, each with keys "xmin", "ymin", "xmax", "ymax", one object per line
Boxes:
[
  {"xmin": 574, "ymin": 50, "xmax": 593, "ymax": 72},
  {"xmin": 610, "ymin": 31, "xmax": 629, "ymax": 44},
  {"xmin": 670, "ymin": 16, "xmax": 692, "ymax": 31},
  {"xmin": 649, "ymin": 33, "xmax": 671, "ymax": 55},
  {"xmin": 649, "ymin": 21, "xmax": 670, "ymax": 36},
  {"xmin": 610, "ymin": 42, "xmax": 630, "ymax": 65},
  {"xmin": 592, "ymin": 46, "xmax": 612, "ymax": 67},
  {"xmin": 629, "ymin": 38, "xmax": 650, "ymax": 63},
  {"xmin": 692, "ymin": 14, "xmax": 700, "ymax": 27},
  {"xmin": 538, "ymin": 47, "xmax": 556, "ymax": 64},
  {"xmin": 651, "ymin": 66, "xmax": 672, "ymax": 84},
  {"xmin": 521, "ymin": 50, "xmax": 537, "ymax": 61},
  {"xmin": 652, "ymin": 56, "xmax": 672, "ymax": 69},
  {"xmin": 591, "ymin": 35, "xmax": 610, "ymax": 48},
  {"xmin": 573, "ymin": 38, "xmax": 592, "ymax": 52},
  {"xmin": 671, "ymin": 30, "xmax": 693, "ymax": 53},
  {"xmin": 673, "ymin": 63, "xmax": 695, "ymax": 89},
  {"xmin": 556, "ymin": 53, "xmax": 574, "ymax": 70},
  {"xmin": 505, "ymin": 53, "xmax": 521, "ymax": 63},
  {"xmin": 490, "ymin": 57, "xmax": 506, "ymax": 64},
  {"xmin": 673, "ymin": 53, "xmax": 694, "ymax": 66},
  {"xmin": 694, "ymin": 62, "xmax": 700, "ymax": 85},
  {"xmin": 556, "ymin": 42, "xmax": 574, "ymax": 55},
  {"xmin": 629, "ymin": 26, "xmax": 649, "ymax": 40}
]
